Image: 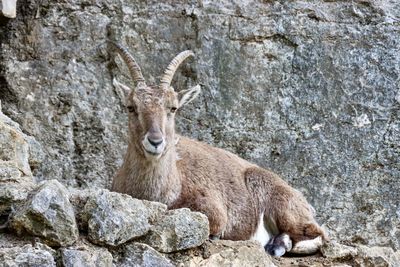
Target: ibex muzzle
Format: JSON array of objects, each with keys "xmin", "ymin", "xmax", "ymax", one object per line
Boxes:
[{"xmin": 143, "ymin": 123, "xmax": 165, "ymax": 156}]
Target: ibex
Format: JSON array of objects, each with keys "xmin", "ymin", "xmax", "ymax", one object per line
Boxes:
[{"xmin": 110, "ymin": 42, "xmax": 328, "ymax": 256}]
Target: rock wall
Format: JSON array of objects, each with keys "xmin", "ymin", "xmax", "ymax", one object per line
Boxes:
[{"xmin": 0, "ymin": 0, "xmax": 399, "ymax": 251}]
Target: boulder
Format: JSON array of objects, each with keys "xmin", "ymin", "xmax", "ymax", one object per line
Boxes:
[
  {"xmin": 321, "ymin": 241, "xmax": 357, "ymax": 260},
  {"xmin": 0, "ymin": 243, "xmax": 56, "ymax": 267},
  {"xmin": 355, "ymin": 245, "xmax": 400, "ymax": 267},
  {"xmin": 144, "ymin": 208, "xmax": 209, "ymax": 253},
  {"xmin": 82, "ymin": 190, "xmax": 167, "ymax": 246},
  {"xmin": 10, "ymin": 180, "xmax": 79, "ymax": 246},
  {"xmin": 113, "ymin": 242, "xmax": 174, "ymax": 267},
  {"xmin": 0, "ymin": 182, "xmax": 35, "ymax": 221},
  {"xmin": 60, "ymin": 243, "xmax": 113, "ymax": 267}
]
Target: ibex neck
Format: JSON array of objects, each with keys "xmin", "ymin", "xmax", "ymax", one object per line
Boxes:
[{"xmin": 116, "ymin": 142, "xmax": 181, "ymax": 206}]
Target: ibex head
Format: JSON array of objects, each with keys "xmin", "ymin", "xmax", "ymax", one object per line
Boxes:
[{"xmin": 110, "ymin": 42, "xmax": 201, "ymax": 160}]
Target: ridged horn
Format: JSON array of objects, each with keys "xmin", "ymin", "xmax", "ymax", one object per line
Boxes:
[
  {"xmin": 160, "ymin": 50, "xmax": 194, "ymax": 90},
  {"xmin": 108, "ymin": 41, "xmax": 146, "ymax": 85}
]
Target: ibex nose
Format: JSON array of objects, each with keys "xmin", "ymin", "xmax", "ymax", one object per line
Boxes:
[{"xmin": 147, "ymin": 125, "xmax": 164, "ymax": 148}]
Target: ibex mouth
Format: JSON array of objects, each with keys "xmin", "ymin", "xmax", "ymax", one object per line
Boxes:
[
  {"xmin": 142, "ymin": 137, "xmax": 165, "ymax": 158},
  {"xmin": 144, "ymin": 149, "xmax": 162, "ymax": 157}
]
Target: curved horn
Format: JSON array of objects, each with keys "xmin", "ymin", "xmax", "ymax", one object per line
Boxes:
[
  {"xmin": 160, "ymin": 50, "xmax": 194, "ymax": 90},
  {"xmin": 108, "ymin": 41, "xmax": 146, "ymax": 85}
]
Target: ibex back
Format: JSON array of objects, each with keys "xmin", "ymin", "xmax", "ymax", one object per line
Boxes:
[{"xmin": 110, "ymin": 42, "xmax": 328, "ymax": 256}]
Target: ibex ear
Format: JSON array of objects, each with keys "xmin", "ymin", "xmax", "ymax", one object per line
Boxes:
[
  {"xmin": 178, "ymin": 85, "xmax": 201, "ymax": 108},
  {"xmin": 113, "ymin": 78, "xmax": 131, "ymax": 101}
]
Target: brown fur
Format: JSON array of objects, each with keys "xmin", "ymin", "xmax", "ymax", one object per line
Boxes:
[
  {"xmin": 113, "ymin": 133, "xmax": 326, "ymax": 244},
  {"xmin": 110, "ymin": 49, "xmax": 327, "ymax": 250}
]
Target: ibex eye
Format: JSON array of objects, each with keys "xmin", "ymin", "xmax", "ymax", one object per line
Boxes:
[
  {"xmin": 170, "ymin": 107, "xmax": 177, "ymax": 113},
  {"xmin": 127, "ymin": 106, "xmax": 136, "ymax": 114}
]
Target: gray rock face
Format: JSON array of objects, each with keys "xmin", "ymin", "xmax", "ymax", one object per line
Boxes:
[
  {"xmin": 0, "ymin": 243, "xmax": 56, "ymax": 267},
  {"xmin": 144, "ymin": 208, "xmax": 209, "ymax": 253},
  {"xmin": 0, "ymin": 0, "xmax": 399, "ymax": 250},
  {"xmin": 113, "ymin": 242, "xmax": 174, "ymax": 267},
  {"xmin": 82, "ymin": 190, "xmax": 167, "ymax": 246},
  {"xmin": 60, "ymin": 244, "xmax": 113, "ymax": 267},
  {"xmin": 10, "ymin": 180, "xmax": 79, "ymax": 246}
]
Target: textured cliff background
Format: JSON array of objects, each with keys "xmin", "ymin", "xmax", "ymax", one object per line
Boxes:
[{"xmin": 1, "ymin": 0, "xmax": 399, "ymax": 252}]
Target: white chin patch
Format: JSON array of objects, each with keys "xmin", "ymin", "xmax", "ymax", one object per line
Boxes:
[{"xmin": 142, "ymin": 138, "xmax": 165, "ymax": 157}]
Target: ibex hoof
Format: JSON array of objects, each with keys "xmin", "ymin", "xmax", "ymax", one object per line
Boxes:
[
  {"xmin": 209, "ymin": 234, "xmax": 221, "ymax": 241},
  {"xmin": 265, "ymin": 233, "xmax": 292, "ymax": 257}
]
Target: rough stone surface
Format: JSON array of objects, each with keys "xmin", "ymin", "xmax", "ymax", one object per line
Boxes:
[
  {"xmin": 276, "ymin": 243, "xmax": 400, "ymax": 267},
  {"xmin": 0, "ymin": 243, "xmax": 56, "ymax": 267},
  {"xmin": 0, "ymin": 0, "xmax": 399, "ymax": 251},
  {"xmin": 0, "ymin": 108, "xmax": 39, "ymax": 216},
  {"xmin": 60, "ymin": 243, "xmax": 113, "ymax": 267},
  {"xmin": 171, "ymin": 240, "xmax": 276, "ymax": 267},
  {"xmin": 82, "ymin": 189, "xmax": 167, "ymax": 246},
  {"xmin": 0, "ymin": 108, "xmax": 32, "ymax": 179},
  {"xmin": 0, "ymin": 182, "xmax": 35, "ymax": 219},
  {"xmin": 68, "ymin": 187, "xmax": 103, "ymax": 230},
  {"xmin": 355, "ymin": 245, "xmax": 400, "ymax": 267},
  {"xmin": 113, "ymin": 242, "xmax": 174, "ymax": 267},
  {"xmin": 321, "ymin": 241, "xmax": 357, "ymax": 260},
  {"xmin": 10, "ymin": 180, "xmax": 79, "ymax": 246},
  {"xmin": 144, "ymin": 208, "xmax": 209, "ymax": 253}
]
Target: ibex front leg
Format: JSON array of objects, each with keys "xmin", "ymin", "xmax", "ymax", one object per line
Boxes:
[{"xmin": 171, "ymin": 189, "xmax": 228, "ymax": 239}]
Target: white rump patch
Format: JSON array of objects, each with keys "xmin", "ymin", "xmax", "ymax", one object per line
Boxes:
[
  {"xmin": 290, "ymin": 236, "xmax": 323, "ymax": 254},
  {"xmin": 250, "ymin": 213, "xmax": 271, "ymax": 246}
]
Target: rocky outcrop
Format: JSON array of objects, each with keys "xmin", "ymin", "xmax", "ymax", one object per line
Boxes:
[
  {"xmin": 0, "ymin": 109, "xmax": 399, "ymax": 267},
  {"xmin": 1, "ymin": 0, "xmax": 400, "ymax": 265},
  {"xmin": 1, "ymin": 0, "xmax": 399, "ymax": 250}
]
